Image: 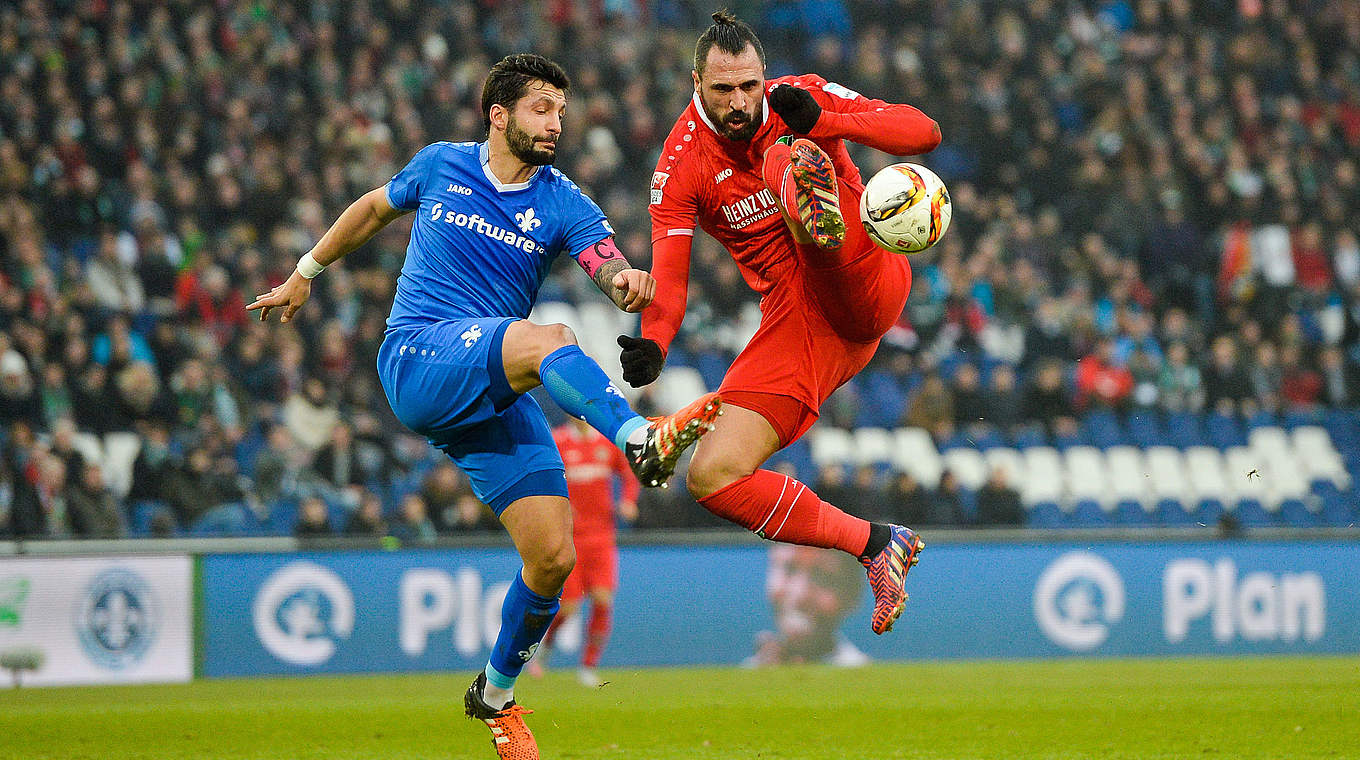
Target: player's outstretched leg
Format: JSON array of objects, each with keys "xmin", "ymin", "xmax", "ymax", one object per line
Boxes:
[
  {"xmin": 860, "ymin": 525, "xmax": 926, "ymax": 634},
  {"xmin": 507, "ymin": 321, "xmax": 720, "ymax": 487},
  {"xmin": 762, "ymin": 140, "xmax": 912, "ymax": 344}
]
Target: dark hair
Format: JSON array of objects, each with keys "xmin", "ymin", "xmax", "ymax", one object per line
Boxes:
[
  {"xmin": 693, "ymin": 10, "xmax": 765, "ymax": 78},
  {"xmin": 481, "ymin": 53, "xmax": 571, "ymax": 129}
]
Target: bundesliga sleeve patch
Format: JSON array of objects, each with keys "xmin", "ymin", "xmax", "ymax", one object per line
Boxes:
[{"xmin": 650, "ymin": 172, "xmax": 669, "ymax": 205}]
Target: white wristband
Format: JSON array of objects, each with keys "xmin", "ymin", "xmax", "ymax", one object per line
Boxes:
[{"xmin": 296, "ymin": 252, "xmax": 326, "ymax": 279}]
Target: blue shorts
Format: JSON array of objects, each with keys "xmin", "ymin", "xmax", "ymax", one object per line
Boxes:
[{"xmin": 377, "ymin": 317, "xmax": 567, "ymax": 514}]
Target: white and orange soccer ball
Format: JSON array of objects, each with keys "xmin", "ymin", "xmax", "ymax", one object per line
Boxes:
[{"xmin": 859, "ymin": 163, "xmax": 952, "ymax": 254}]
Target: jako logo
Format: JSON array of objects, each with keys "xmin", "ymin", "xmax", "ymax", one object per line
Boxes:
[
  {"xmin": 253, "ymin": 562, "xmax": 355, "ymax": 666},
  {"xmin": 1033, "ymin": 552, "xmax": 1126, "ymax": 652},
  {"xmin": 1163, "ymin": 558, "xmax": 1324, "ymax": 644},
  {"xmin": 428, "ymin": 203, "xmax": 545, "ymax": 255},
  {"xmin": 714, "ymin": 168, "xmax": 733, "ymax": 184},
  {"xmin": 446, "ymin": 183, "xmax": 473, "ymax": 195}
]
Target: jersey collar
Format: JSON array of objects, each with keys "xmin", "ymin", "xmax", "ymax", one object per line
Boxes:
[
  {"xmin": 479, "ymin": 141, "xmax": 542, "ymax": 193},
  {"xmin": 692, "ymin": 91, "xmax": 770, "ymax": 138}
]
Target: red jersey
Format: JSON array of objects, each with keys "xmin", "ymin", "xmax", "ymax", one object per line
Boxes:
[
  {"xmin": 553, "ymin": 424, "xmax": 640, "ymax": 546},
  {"xmin": 644, "ymin": 74, "xmax": 941, "ymax": 353}
]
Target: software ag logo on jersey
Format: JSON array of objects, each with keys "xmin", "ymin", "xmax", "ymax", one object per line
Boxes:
[
  {"xmin": 1033, "ymin": 552, "xmax": 1127, "ymax": 652},
  {"xmin": 253, "ymin": 562, "xmax": 355, "ymax": 666}
]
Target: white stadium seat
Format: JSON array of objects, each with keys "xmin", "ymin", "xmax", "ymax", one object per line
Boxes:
[
  {"xmin": 852, "ymin": 427, "xmax": 895, "ymax": 466},
  {"xmin": 941, "ymin": 447, "xmax": 988, "ymax": 491},
  {"xmin": 1247, "ymin": 426, "xmax": 1292, "ymax": 461},
  {"xmin": 1145, "ymin": 446, "xmax": 1190, "ymax": 500},
  {"xmin": 983, "ymin": 447, "xmax": 1027, "ymax": 494},
  {"xmin": 1225, "ymin": 446, "xmax": 1273, "ymax": 508},
  {"xmin": 809, "ymin": 426, "xmax": 855, "ymax": 467},
  {"xmin": 1292, "ymin": 426, "xmax": 1352, "ymax": 489},
  {"xmin": 1063, "ymin": 445, "xmax": 1111, "ymax": 508},
  {"xmin": 1185, "ymin": 446, "xmax": 1234, "ymax": 504},
  {"xmin": 1021, "ymin": 447, "xmax": 1064, "ymax": 506},
  {"xmin": 102, "ymin": 431, "xmax": 142, "ymax": 499},
  {"xmin": 1106, "ymin": 446, "xmax": 1151, "ymax": 508},
  {"xmin": 893, "ymin": 428, "xmax": 942, "ymax": 488}
]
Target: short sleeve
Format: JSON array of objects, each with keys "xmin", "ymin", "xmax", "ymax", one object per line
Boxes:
[
  {"xmin": 385, "ymin": 143, "xmax": 442, "ymax": 211},
  {"xmin": 560, "ymin": 188, "xmax": 614, "ymax": 258}
]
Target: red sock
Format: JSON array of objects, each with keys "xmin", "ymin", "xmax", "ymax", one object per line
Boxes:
[
  {"xmin": 698, "ymin": 469, "xmax": 871, "ymax": 555},
  {"xmin": 583, "ymin": 601, "xmax": 612, "ymax": 668}
]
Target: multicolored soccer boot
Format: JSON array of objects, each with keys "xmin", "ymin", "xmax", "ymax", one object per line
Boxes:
[
  {"xmin": 626, "ymin": 394, "xmax": 723, "ymax": 488},
  {"xmin": 465, "ymin": 672, "xmax": 538, "ymax": 760},
  {"xmin": 788, "ymin": 138, "xmax": 846, "ymax": 249},
  {"xmin": 860, "ymin": 525, "xmax": 925, "ymax": 635}
]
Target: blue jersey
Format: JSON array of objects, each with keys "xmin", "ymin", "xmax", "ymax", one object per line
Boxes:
[{"xmin": 384, "ymin": 141, "xmax": 613, "ymax": 328}]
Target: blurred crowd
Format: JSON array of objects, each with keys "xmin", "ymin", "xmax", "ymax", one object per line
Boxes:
[{"xmin": 2, "ymin": 0, "xmax": 1359, "ymax": 539}]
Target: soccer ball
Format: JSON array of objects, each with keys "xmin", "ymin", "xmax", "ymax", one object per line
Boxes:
[{"xmin": 859, "ymin": 163, "xmax": 952, "ymax": 254}]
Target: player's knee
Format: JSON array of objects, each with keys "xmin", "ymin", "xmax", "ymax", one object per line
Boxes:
[
  {"xmin": 543, "ymin": 322, "xmax": 578, "ymax": 351},
  {"xmin": 686, "ymin": 453, "xmax": 754, "ymax": 500},
  {"xmin": 528, "ymin": 541, "xmax": 576, "ymax": 588}
]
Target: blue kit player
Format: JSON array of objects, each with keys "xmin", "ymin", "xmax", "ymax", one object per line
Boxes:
[{"xmin": 248, "ymin": 54, "xmax": 721, "ymax": 760}]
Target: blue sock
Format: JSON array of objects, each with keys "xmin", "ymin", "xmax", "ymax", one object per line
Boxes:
[
  {"xmin": 539, "ymin": 345, "xmax": 648, "ymax": 449},
  {"xmin": 486, "ymin": 570, "xmax": 561, "ymax": 691}
]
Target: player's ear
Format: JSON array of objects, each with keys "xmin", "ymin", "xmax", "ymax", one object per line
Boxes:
[
  {"xmin": 489, "ymin": 103, "xmax": 508, "ymax": 133},
  {"xmin": 692, "ymin": 70, "xmax": 700, "ymax": 93}
]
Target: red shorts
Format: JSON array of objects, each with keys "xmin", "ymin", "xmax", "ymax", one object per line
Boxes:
[
  {"xmin": 561, "ymin": 541, "xmax": 618, "ymax": 602},
  {"xmin": 718, "ymin": 267, "xmax": 888, "ymax": 447}
]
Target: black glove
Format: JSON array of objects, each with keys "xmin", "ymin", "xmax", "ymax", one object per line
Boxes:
[
  {"xmin": 617, "ymin": 335, "xmax": 664, "ymax": 387},
  {"xmin": 769, "ymin": 84, "xmax": 822, "ymax": 134}
]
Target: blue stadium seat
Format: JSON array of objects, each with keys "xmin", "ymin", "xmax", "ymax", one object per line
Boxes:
[
  {"xmin": 766, "ymin": 437, "xmax": 815, "ymax": 482},
  {"xmin": 964, "ymin": 426, "xmax": 1006, "ymax": 450},
  {"xmin": 1233, "ymin": 499, "xmax": 1274, "ymax": 528},
  {"xmin": 1167, "ymin": 411, "xmax": 1206, "ymax": 448},
  {"xmin": 1071, "ymin": 499, "xmax": 1109, "ymax": 526},
  {"xmin": 1126, "ymin": 413, "xmax": 1165, "ymax": 448},
  {"xmin": 129, "ymin": 500, "xmax": 175, "ymax": 538},
  {"xmin": 1081, "ymin": 410, "xmax": 1125, "ymax": 448},
  {"xmin": 695, "ymin": 352, "xmax": 730, "ymax": 392},
  {"xmin": 1158, "ymin": 498, "xmax": 1197, "ymax": 526},
  {"xmin": 1319, "ymin": 490, "xmax": 1357, "ymax": 526},
  {"xmin": 1279, "ymin": 499, "xmax": 1316, "ymax": 528},
  {"xmin": 1244, "ymin": 409, "xmax": 1279, "ymax": 431},
  {"xmin": 1205, "ymin": 412, "xmax": 1247, "ymax": 449},
  {"xmin": 1011, "ymin": 425, "xmax": 1048, "ymax": 449},
  {"xmin": 1052, "ymin": 427, "xmax": 1083, "ymax": 451},
  {"xmin": 1322, "ymin": 409, "xmax": 1360, "ymax": 447},
  {"xmin": 1193, "ymin": 499, "xmax": 1226, "ymax": 526},
  {"xmin": 1027, "ymin": 501, "xmax": 1066, "ymax": 528},
  {"xmin": 855, "ymin": 371, "xmax": 907, "ymax": 429},
  {"xmin": 189, "ymin": 503, "xmax": 253, "ymax": 536},
  {"xmin": 1282, "ymin": 409, "xmax": 1323, "ymax": 430},
  {"xmin": 267, "ymin": 499, "xmax": 301, "ymax": 536},
  {"xmin": 1115, "ymin": 500, "xmax": 1154, "ymax": 526}
]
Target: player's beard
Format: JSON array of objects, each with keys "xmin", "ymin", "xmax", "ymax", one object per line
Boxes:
[
  {"xmin": 703, "ymin": 98, "xmax": 762, "ymax": 142},
  {"xmin": 505, "ymin": 116, "xmax": 557, "ymax": 165}
]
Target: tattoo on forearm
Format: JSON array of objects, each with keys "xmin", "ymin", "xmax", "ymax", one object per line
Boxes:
[{"xmin": 592, "ymin": 258, "xmax": 632, "ymax": 309}]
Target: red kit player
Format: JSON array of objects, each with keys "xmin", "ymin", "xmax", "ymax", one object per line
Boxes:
[
  {"xmin": 531, "ymin": 416, "xmax": 641, "ymax": 686},
  {"xmin": 615, "ymin": 12, "xmax": 940, "ymax": 634}
]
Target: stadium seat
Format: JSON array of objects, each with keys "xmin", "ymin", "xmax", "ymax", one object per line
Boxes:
[
  {"xmin": 1205, "ymin": 412, "xmax": 1247, "ymax": 449},
  {"xmin": 1185, "ymin": 446, "xmax": 1235, "ymax": 506},
  {"xmin": 1292, "ymin": 426, "xmax": 1352, "ymax": 489},
  {"xmin": 1011, "ymin": 425, "xmax": 1048, "ymax": 449},
  {"xmin": 1158, "ymin": 498, "xmax": 1197, "ymax": 526},
  {"xmin": 1080, "ymin": 410, "xmax": 1125, "ymax": 448},
  {"xmin": 1145, "ymin": 446, "xmax": 1190, "ymax": 502},
  {"xmin": 1021, "ymin": 447, "xmax": 1064, "ymax": 506},
  {"xmin": 1106, "ymin": 446, "xmax": 1152, "ymax": 512},
  {"xmin": 1115, "ymin": 499, "xmax": 1155, "ymax": 526},
  {"xmin": 1319, "ymin": 489, "xmax": 1357, "ymax": 527},
  {"xmin": 941, "ymin": 447, "xmax": 989, "ymax": 491},
  {"xmin": 855, "ymin": 371, "xmax": 907, "ymax": 429},
  {"xmin": 1232, "ymin": 498, "xmax": 1275, "ymax": 527},
  {"xmin": 653, "ymin": 367, "xmax": 708, "ymax": 416},
  {"xmin": 1279, "ymin": 499, "xmax": 1317, "ymax": 528},
  {"xmin": 1244, "ymin": 409, "xmax": 1279, "ymax": 430},
  {"xmin": 1071, "ymin": 498, "xmax": 1110, "ymax": 526},
  {"xmin": 809, "ymin": 426, "xmax": 855, "ymax": 468},
  {"xmin": 1167, "ymin": 411, "xmax": 1206, "ymax": 448},
  {"xmin": 1226, "ymin": 445, "xmax": 1285, "ymax": 509},
  {"xmin": 983, "ymin": 447, "xmax": 1027, "ymax": 494},
  {"xmin": 1026, "ymin": 500, "xmax": 1067, "ymax": 528},
  {"xmin": 129, "ymin": 501, "xmax": 175, "ymax": 538},
  {"xmin": 893, "ymin": 428, "xmax": 942, "ymax": 488},
  {"xmin": 852, "ymin": 427, "xmax": 895, "ymax": 467},
  {"xmin": 1323, "ymin": 409, "xmax": 1360, "ymax": 447},
  {"xmin": 1063, "ymin": 446, "xmax": 1111, "ymax": 507},
  {"xmin": 1126, "ymin": 412, "xmax": 1166, "ymax": 448}
]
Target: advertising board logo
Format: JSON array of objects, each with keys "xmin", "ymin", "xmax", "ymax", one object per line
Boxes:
[
  {"xmin": 74, "ymin": 569, "xmax": 158, "ymax": 670},
  {"xmin": 253, "ymin": 562, "xmax": 355, "ymax": 666},
  {"xmin": 1033, "ymin": 552, "xmax": 1126, "ymax": 652},
  {"xmin": 0, "ymin": 577, "xmax": 29, "ymax": 627}
]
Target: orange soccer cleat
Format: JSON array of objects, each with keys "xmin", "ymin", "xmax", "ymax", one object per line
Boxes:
[
  {"xmin": 627, "ymin": 394, "xmax": 722, "ymax": 488},
  {"xmin": 861, "ymin": 524, "xmax": 925, "ymax": 634},
  {"xmin": 465, "ymin": 673, "xmax": 538, "ymax": 760},
  {"xmin": 788, "ymin": 138, "xmax": 847, "ymax": 249}
]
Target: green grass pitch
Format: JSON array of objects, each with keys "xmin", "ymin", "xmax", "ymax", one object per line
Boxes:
[{"xmin": 3, "ymin": 656, "xmax": 1357, "ymax": 759}]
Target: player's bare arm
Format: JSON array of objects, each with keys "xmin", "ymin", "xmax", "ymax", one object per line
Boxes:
[
  {"xmin": 582, "ymin": 240, "xmax": 655, "ymax": 313},
  {"xmin": 247, "ymin": 187, "xmax": 409, "ymax": 323}
]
